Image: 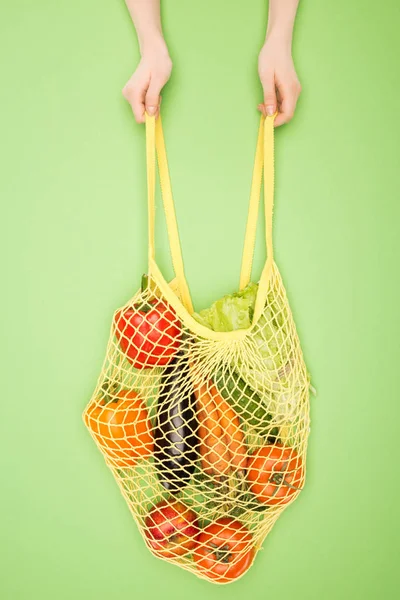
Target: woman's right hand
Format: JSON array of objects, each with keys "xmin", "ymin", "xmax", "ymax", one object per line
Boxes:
[{"xmin": 122, "ymin": 39, "xmax": 172, "ymax": 123}]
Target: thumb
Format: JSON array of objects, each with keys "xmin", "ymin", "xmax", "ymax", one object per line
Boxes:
[
  {"xmin": 145, "ymin": 78, "xmax": 162, "ymax": 116},
  {"xmin": 263, "ymin": 77, "xmax": 277, "ymax": 116}
]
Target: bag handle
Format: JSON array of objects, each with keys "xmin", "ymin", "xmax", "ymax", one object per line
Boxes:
[
  {"xmin": 145, "ymin": 113, "xmax": 274, "ymax": 317},
  {"xmin": 145, "ymin": 114, "xmax": 193, "ymax": 312},
  {"xmin": 239, "ymin": 114, "xmax": 276, "ymax": 290}
]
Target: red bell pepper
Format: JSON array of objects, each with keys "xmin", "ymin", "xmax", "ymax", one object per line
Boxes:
[{"xmin": 115, "ymin": 275, "xmax": 181, "ymax": 369}]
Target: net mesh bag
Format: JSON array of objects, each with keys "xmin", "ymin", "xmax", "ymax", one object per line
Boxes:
[{"xmin": 83, "ymin": 114, "xmax": 311, "ymax": 584}]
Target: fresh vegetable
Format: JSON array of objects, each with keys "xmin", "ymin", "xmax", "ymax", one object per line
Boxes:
[
  {"xmin": 193, "ymin": 518, "xmax": 255, "ymax": 583},
  {"xmin": 84, "ymin": 385, "xmax": 153, "ymax": 468},
  {"xmin": 145, "ymin": 499, "xmax": 199, "ymax": 558},
  {"xmin": 196, "ymin": 383, "xmax": 231, "ymax": 477},
  {"xmin": 115, "ymin": 275, "xmax": 181, "ymax": 369},
  {"xmin": 247, "ymin": 444, "xmax": 303, "ymax": 506},
  {"xmin": 154, "ymin": 355, "xmax": 199, "ymax": 492},
  {"xmin": 236, "ymin": 287, "xmax": 305, "ymax": 420},
  {"xmin": 193, "ymin": 375, "xmax": 247, "ymax": 478},
  {"xmin": 213, "ymin": 367, "xmax": 279, "ymax": 440},
  {"xmin": 194, "ymin": 282, "xmax": 305, "ymax": 420},
  {"xmin": 212, "ymin": 384, "xmax": 247, "ymax": 472},
  {"xmin": 193, "ymin": 283, "xmax": 258, "ymax": 332}
]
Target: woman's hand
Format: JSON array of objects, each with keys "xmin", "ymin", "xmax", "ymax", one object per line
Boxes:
[
  {"xmin": 123, "ymin": 39, "xmax": 172, "ymax": 123},
  {"xmin": 258, "ymin": 37, "xmax": 301, "ymax": 127},
  {"xmin": 258, "ymin": 0, "xmax": 301, "ymax": 126}
]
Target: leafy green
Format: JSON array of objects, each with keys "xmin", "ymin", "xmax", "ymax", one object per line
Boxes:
[
  {"xmin": 193, "ymin": 283, "xmax": 306, "ymax": 423},
  {"xmin": 193, "ymin": 283, "xmax": 258, "ymax": 332}
]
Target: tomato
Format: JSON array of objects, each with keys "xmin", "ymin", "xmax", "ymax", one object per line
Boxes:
[
  {"xmin": 247, "ymin": 444, "xmax": 304, "ymax": 506},
  {"xmin": 145, "ymin": 500, "xmax": 199, "ymax": 558},
  {"xmin": 84, "ymin": 389, "xmax": 153, "ymax": 468},
  {"xmin": 193, "ymin": 518, "xmax": 255, "ymax": 583},
  {"xmin": 115, "ymin": 297, "xmax": 181, "ymax": 370}
]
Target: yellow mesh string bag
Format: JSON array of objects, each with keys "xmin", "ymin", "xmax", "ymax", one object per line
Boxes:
[{"xmin": 83, "ymin": 113, "xmax": 311, "ymax": 584}]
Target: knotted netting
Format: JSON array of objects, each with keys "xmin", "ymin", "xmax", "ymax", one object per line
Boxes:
[{"xmin": 83, "ymin": 114, "xmax": 311, "ymax": 584}]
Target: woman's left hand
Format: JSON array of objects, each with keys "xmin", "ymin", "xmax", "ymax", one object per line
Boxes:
[{"xmin": 258, "ymin": 36, "xmax": 302, "ymax": 127}]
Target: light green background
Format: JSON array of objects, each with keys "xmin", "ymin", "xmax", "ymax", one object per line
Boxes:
[{"xmin": 1, "ymin": 1, "xmax": 399, "ymax": 599}]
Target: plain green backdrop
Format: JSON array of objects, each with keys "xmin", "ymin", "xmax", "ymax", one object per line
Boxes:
[{"xmin": 1, "ymin": 1, "xmax": 400, "ymax": 599}]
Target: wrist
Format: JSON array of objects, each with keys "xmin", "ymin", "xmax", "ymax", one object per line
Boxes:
[
  {"xmin": 265, "ymin": 10, "xmax": 294, "ymax": 49},
  {"xmin": 139, "ymin": 33, "xmax": 169, "ymax": 57},
  {"xmin": 265, "ymin": 25, "xmax": 294, "ymax": 52}
]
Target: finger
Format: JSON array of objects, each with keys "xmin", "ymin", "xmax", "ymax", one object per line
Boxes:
[
  {"xmin": 257, "ymin": 103, "xmax": 267, "ymax": 117},
  {"xmin": 274, "ymin": 85, "xmax": 299, "ymax": 127},
  {"xmin": 261, "ymin": 74, "xmax": 277, "ymax": 116},
  {"xmin": 154, "ymin": 95, "xmax": 162, "ymax": 119},
  {"xmin": 131, "ymin": 88, "xmax": 147, "ymax": 123},
  {"xmin": 274, "ymin": 97, "xmax": 296, "ymax": 126},
  {"xmin": 145, "ymin": 77, "xmax": 163, "ymax": 116},
  {"xmin": 123, "ymin": 81, "xmax": 147, "ymax": 123}
]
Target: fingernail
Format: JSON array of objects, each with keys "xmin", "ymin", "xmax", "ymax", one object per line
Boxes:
[
  {"xmin": 266, "ymin": 105, "xmax": 275, "ymax": 116},
  {"xmin": 147, "ymin": 106, "xmax": 157, "ymax": 116}
]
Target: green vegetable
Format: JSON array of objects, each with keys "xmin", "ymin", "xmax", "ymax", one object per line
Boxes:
[
  {"xmin": 193, "ymin": 283, "xmax": 306, "ymax": 421},
  {"xmin": 193, "ymin": 283, "xmax": 258, "ymax": 332},
  {"xmin": 213, "ymin": 367, "xmax": 279, "ymax": 440}
]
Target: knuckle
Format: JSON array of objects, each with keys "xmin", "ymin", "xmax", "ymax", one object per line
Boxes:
[
  {"xmin": 123, "ymin": 83, "xmax": 138, "ymax": 100},
  {"xmin": 165, "ymin": 56, "xmax": 173, "ymax": 71},
  {"xmin": 291, "ymin": 79, "xmax": 302, "ymax": 94}
]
